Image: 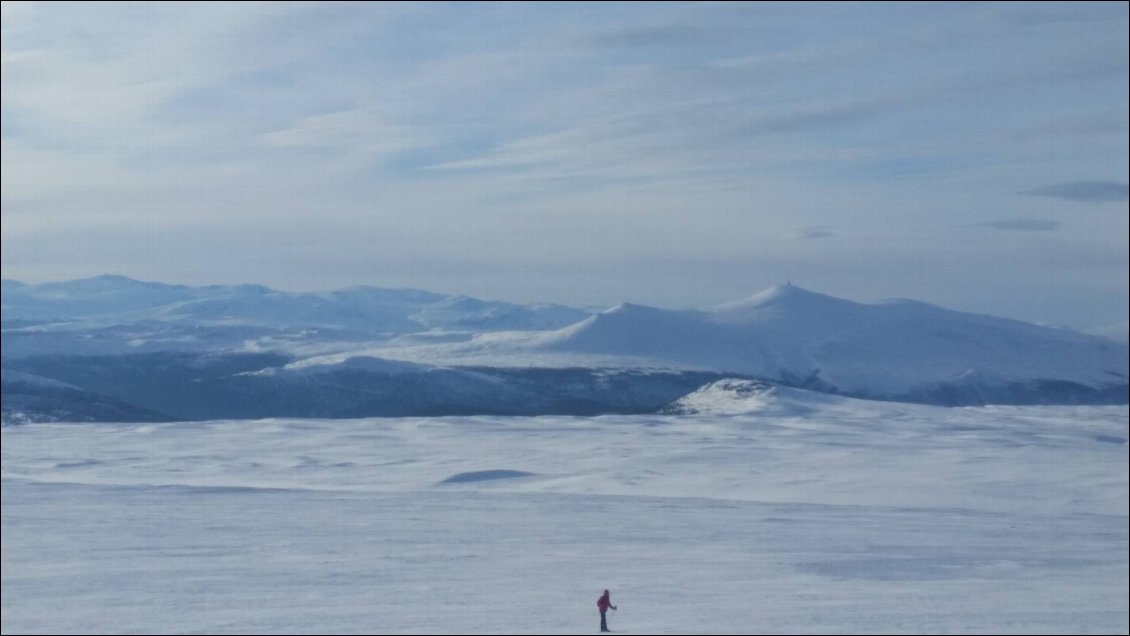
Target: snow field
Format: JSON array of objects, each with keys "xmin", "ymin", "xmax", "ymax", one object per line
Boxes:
[{"xmin": 3, "ymin": 400, "xmax": 1128, "ymax": 634}]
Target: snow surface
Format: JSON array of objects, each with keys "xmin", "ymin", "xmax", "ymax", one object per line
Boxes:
[{"xmin": 3, "ymin": 396, "xmax": 1127, "ymax": 634}]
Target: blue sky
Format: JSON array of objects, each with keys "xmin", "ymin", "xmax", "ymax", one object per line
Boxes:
[{"xmin": 2, "ymin": 1, "xmax": 1127, "ymax": 327}]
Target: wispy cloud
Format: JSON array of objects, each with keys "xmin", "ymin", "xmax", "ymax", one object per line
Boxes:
[
  {"xmin": 261, "ymin": 109, "xmax": 428, "ymax": 157},
  {"xmin": 429, "ymin": 94, "xmax": 899, "ymax": 189},
  {"xmin": 580, "ymin": 25, "xmax": 716, "ymax": 49},
  {"xmin": 975, "ymin": 218, "xmax": 1061, "ymax": 231},
  {"xmin": 1022, "ymin": 181, "xmax": 1129, "ymax": 203},
  {"xmin": 794, "ymin": 226, "xmax": 838, "ymax": 240}
]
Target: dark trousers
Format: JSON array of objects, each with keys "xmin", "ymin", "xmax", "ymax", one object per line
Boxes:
[{"xmin": 600, "ymin": 610, "xmax": 608, "ymax": 632}]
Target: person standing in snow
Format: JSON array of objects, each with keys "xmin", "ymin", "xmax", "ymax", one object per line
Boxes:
[{"xmin": 597, "ymin": 589, "xmax": 617, "ymax": 632}]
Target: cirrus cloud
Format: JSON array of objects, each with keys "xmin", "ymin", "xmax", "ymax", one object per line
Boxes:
[{"xmin": 1022, "ymin": 180, "xmax": 1129, "ymax": 203}]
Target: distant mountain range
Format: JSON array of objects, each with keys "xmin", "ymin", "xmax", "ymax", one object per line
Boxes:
[
  {"xmin": 0, "ymin": 275, "xmax": 589, "ymax": 358},
  {"xmin": 2, "ymin": 274, "xmax": 586, "ymax": 332},
  {"xmin": 2, "ymin": 276, "xmax": 1126, "ymax": 421}
]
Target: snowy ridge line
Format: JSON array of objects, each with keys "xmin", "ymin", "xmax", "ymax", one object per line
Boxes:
[{"xmin": 1, "ymin": 274, "xmax": 590, "ymax": 333}]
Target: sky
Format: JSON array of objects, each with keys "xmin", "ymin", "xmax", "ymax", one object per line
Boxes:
[{"xmin": 1, "ymin": 2, "xmax": 1127, "ymax": 328}]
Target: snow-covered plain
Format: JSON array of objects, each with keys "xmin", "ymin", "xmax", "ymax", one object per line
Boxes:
[{"xmin": 3, "ymin": 393, "xmax": 1127, "ymax": 634}]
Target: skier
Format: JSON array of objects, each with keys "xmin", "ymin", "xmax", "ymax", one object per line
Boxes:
[{"xmin": 597, "ymin": 589, "xmax": 617, "ymax": 632}]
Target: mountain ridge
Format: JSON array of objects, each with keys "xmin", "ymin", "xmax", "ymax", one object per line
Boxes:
[
  {"xmin": 526, "ymin": 283, "xmax": 1126, "ymax": 399},
  {"xmin": 2, "ymin": 275, "xmax": 590, "ymax": 334}
]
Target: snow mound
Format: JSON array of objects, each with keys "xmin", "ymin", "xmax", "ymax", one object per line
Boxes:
[
  {"xmin": 664, "ymin": 379, "xmax": 849, "ymax": 415},
  {"xmin": 439, "ymin": 470, "xmax": 539, "ymax": 484}
]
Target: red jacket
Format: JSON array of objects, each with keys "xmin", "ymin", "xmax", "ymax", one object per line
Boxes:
[{"xmin": 597, "ymin": 590, "xmax": 613, "ymax": 612}]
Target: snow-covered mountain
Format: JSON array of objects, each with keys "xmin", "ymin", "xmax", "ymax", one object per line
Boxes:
[
  {"xmin": 2, "ymin": 277, "xmax": 1126, "ymax": 419},
  {"xmin": 1, "ymin": 275, "xmax": 197, "ymax": 321},
  {"xmin": 1, "ymin": 275, "xmax": 590, "ymax": 357},
  {"xmin": 1, "ymin": 275, "xmax": 587, "ymax": 331},
  {"xmin": 516, "ymin": 284, "xmax": 1127, "ymax": 404}
]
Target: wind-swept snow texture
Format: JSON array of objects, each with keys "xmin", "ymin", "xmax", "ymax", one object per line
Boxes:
[{"xmin": 3, "ymin": 401, "xmax": 1127, "ymax": 634}]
